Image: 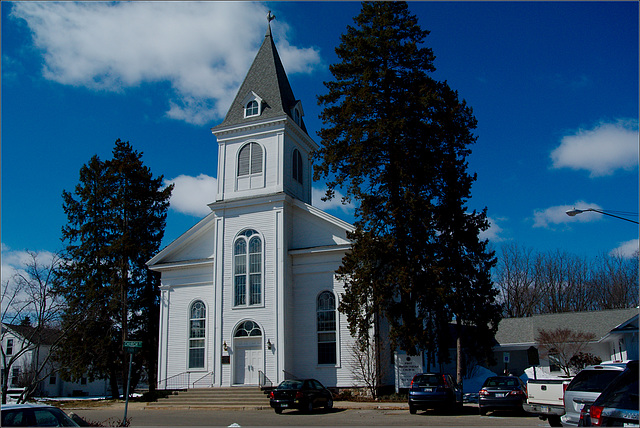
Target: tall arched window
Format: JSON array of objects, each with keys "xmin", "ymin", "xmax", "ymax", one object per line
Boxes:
[
  {"xmin": 234, "ymin": 229, "xmax": 262, "ymax": 307},
  {"xmin": 317, "ymin": 291, "xmax": 336, "ymax": 365},
  {"xmin": 292, "ymin": 149, "xmax": 303, "ymax": 184},
  {"xmin": 238, "ymin": 143, "xmax": 263, "ymax": 177},
  {"xmin": 189, "ymin": 301, "xmax": 206, "ymax": 368}
]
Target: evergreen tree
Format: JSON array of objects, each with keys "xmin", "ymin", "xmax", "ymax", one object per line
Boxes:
[
  {"xmin": 315, "ymin": 1, "xmax": 501, "ymax": 372},
  {"xmin": 57, "ymin": 140, "xmax": 172, "ymax": 398}
]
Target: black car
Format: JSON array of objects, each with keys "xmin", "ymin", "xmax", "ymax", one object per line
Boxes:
[
  {"xmin": 268, "ymin": 378, "xmax": 333, "ymax": 414},
  {"xmin": 478, "ymin": 376, "xmax": 527, "ymax": 415},
  {"xmin": 585, "ymin": 360, "xmax": 638, "ymax": 427},
  {"xmin": 408, "ymin": 373, "xmax": 463, "ymax": 414}
]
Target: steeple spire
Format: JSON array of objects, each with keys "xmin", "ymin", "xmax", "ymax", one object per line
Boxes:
[{"xmin": 266, "ymin": 11, "xmax": 276, "ymax": 37}]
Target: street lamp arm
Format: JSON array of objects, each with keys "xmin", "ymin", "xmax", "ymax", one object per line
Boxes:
[{"xmin": 565, "ymin": 208, "xmax": 639, "ymax": 224}]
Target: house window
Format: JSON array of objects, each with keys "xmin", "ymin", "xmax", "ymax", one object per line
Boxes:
[
  {"xmin": 6, "ymin": 339, "xmax": 13, "ymax": 355},
  {"xmin": 11, "ymin": 368, "xmax": 20, "ymax": 386},
  {"xmin": 188, "ymin": 300, "xmax": 206, "ymax": 369},
  {"xmin": 234, "ymin": 230, "xmax": 262, "ymax": 307},
  {"xmin": 238, "ymin": 143, "xmax": 263, "ymax": 177},
  {"xmin": 549, "ymin": 349, "xmax": 561, "ymax": 372},
  {"xmin": 245, "ymin": 100, "xmax": 259, "ymax": 117},
  {"xmin": 317, "ymin": 291, "xmax": 337, "ymax": 365},
  {"xmin": 292, "ymin": 149, "xmax": 303, "ymax": 184},
  {"xmin": 49, "ymin": 375, "xmax": 57, "ymax": 385}
]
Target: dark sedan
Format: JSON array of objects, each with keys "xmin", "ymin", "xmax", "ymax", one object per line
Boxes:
[
  {"xmin": 408, "ymin": 373, "xmax": 463, "ymax": 414},
  {"xmin": 478, "ymin": 376, "xmax": 527, "ymax": 415},
  {"xmin": 268, "ymin": 378, "xmax": 333, "ymax": 414}
]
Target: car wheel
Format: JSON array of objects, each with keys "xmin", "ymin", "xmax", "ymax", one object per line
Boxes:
[
  {"xmin": 306, "ymin": 400, "xmax": 314, "ymax": 413},
  {"xmin": 325, "ymin": 398, "xmax": 333, "ymax": 410},
  {"xmin": 479, "ymin": 407, "xmax": 487, "ymax": 416},
  {"xmin": 274, "ymin": 408, "xmax": 283, "ymax": 414},
  {"xmin": 409, "ymin": 404, "xmax": 417, "ymax": 414},
  {"xmin": 548, "ymin": 416, "xmax": 562, "ymax": 427}
]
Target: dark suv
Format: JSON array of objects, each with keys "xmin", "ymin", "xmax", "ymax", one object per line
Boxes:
[
  {"xmin": 586, "ymin": 360, "xmax": 639, "ymax": 427},
  {"xmin": 408, "ymin": 373, "xmax": 463, "ymax": 414}
]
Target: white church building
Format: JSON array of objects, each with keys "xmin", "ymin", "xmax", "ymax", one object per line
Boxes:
[{"xmin": 148, "ymin": 21, "xmax": 362, "ymax": 390}]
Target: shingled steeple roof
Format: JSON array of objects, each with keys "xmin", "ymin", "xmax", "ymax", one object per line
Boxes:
[{"xmin": 213, "ymin": 17, "xmax": 307, "ymax": 133}]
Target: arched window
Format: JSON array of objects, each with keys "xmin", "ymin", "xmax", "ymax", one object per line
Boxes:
[
  {"xmin": 238, "ymin": 143, "xmax": 263, "ymax": 177},
  {"xmin": 189, "ymin": 301, "xmax": 206, "ymax": 368},
  {"xmin": 292, "ymin": 149, "xmax": 303, "ymax": 184},
  {"xmin": 317, "ymin": 291, "xmax": 336, "ymax": 365},
  {"xmin": 234, "ymin": 229, "xmax": 262, "ymax": 307},
  {"xmin": 246, "ymin": 100, "xmax": 259, "ymax": 117},
  {"xmin": 234, "ymin": 320, "xmax": 262, "ymax": 337}
]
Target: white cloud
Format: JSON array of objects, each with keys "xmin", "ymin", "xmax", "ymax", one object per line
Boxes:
[
  {"xmin": 551, "ymin": 119, "xmax": 639, "ymax": 177},
  {"xmin": 479, "ymin": 217, "xmax": 507, "ymax": 242},
  {"xmin": 165, "ymin": 174, "xmax": 217, "ymax": 217},
  {"xmin": 533, "ymin": 201, "xmax": 602, "ymax": 228},
  {"xmin": 312, "ymin": 187, "xmax": 354, "ymax": 215},
  {"xmin": 10, "ymin": 2, "xmax": 321, "ymax": 125},
  {"xmin": 610, "ymin": 239, "xmax": 639, "ymax": 258}
]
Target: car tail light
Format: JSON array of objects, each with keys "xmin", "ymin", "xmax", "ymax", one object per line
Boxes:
[
  {"xmin": 479, "ymin": 389, "xmax": 489, "ymax": 396},
  {"xmin": 442, "ymin": 375, "xmax": 450, "ymax": 388},
  {"xmin": 508, "ymin": 390, "xmax": 525, "ymax": 396},
  {"xmin": 590, "ymin": 405, "xmax": 603, "ymax": 426},
  {"xmin": 295, "ymin": 391, "xmax": 304, "ymax": 399},
  {"xmin": 268, "ymin": 391, "xmax": 274, "ymax": 399}
]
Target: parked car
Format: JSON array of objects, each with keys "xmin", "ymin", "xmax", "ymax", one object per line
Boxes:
[
  {"xmin": 586, "ymin": 360, "xmax": 638, "ymax": 427},
  {"xmin": 268, "ymin": 378, "xmax": 333, "ymax": 414},
  {"xmin": 561, "ymin": 362, "xmax": 627, "ymax": 426},
  {"xmin": 478, "ymin": 375, "xmax": 527, "ymax": 415},
  {"xmin": 1, "ymin": 403, "xmax": 79, "ymax": 427},
  {"xmin": 408, "ymin": 373, "xmax": 463, "ymax": 414}
]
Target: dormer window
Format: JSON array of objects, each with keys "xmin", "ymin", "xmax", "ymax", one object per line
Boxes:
[
  {"xmin": 246, "ymin": 101, "xmax": 259, "ymax": 117},
  {"xmin": 291, "ymin": 101, "xmax": 304, "ymax": 126},
  {"xmin": 243, "ymin": 91, "xmax": 264, "ymax": 118}
]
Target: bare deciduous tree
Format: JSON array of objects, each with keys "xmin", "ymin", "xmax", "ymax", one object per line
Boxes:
[
  {"xmin": 494, "ymin": 244, "xmax": 638, "ymax": 317},
  {"xmin": 535, "ymin": 328, "xmax": 596, "ymax": 376},
  {"xmin": 1, "ymin": 251, "xmax": 67, "ymax": 404}
]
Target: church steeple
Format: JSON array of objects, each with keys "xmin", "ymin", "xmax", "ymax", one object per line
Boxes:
[{"xmin": 213, "ymin": 11, "xmax": 307, "ymax": 134}]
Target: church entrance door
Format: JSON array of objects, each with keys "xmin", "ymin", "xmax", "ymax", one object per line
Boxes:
[
  {"xmin": 233, "ymin": 321, "xmax": 263, "ymax": 386},
  {"xmin": 234, "ymin": 337, "xmax": 262, "ymax": 385}
]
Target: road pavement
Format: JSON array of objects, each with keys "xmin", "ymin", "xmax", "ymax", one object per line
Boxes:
[{"xmin": 64, "ymin": 400, "xmax": 548, "ymax": 427}]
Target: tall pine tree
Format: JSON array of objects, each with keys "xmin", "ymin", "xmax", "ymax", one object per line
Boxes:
[
  {"xmin": 315, "ymin": 2, "xmax": 500, "ymax": 378},
  {"xmin": 57, "ymin": 140, "xmax": 172, "ymax": 398}
]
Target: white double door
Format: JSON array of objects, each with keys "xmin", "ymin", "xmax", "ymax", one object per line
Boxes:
[{"xmin": 234, "ymin": 337, "xmax": 263, "ymax": 385}]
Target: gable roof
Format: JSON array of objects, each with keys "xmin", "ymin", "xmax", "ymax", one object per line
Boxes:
[
  {"xmin": 3, "ymin": 323, "xmax": 62, "ymax": 346},
  {"xmin": 212, "ymin": 22, "xmax": 307, "ymax": 133},
  {"xmin": 495, "ymin": 308, "xmax": 639, "ymax": 346}
]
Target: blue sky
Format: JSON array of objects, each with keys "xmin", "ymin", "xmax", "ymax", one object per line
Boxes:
[{"xmin": 2, "ymin": 1, "xmax": 638, "ymax": 283}]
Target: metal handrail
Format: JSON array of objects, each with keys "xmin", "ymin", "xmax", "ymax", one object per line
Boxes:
[
  {"xmin": 282, "ymin": 370, "xmax": 300, "ymax": 380},
  {"xmin": 258, "ymin": 370, "xmax": 273, "ymax": 389},
  {"xmin": 192, "ymin": 371, "xmax": 214, "ymax": 388}
]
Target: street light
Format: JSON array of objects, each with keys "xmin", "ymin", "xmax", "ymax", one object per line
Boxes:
[{"xmin": 565, "ymin": 208, "xmax": 639, "ymax": 224}]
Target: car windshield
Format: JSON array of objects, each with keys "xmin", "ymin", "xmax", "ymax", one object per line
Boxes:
[
  {"xmin": 278, "ymin": 380, "xmax": 302, "ymax": 390},
  {"xmin": 483, "ymin": 377, "xmax": 519, "ymax": 388},
  {"xmin": 566, "ymin": 369, "xmax": 623, "ymax": 393},
  {"xmin": 413, "ymin": 374, "xmax": 443, "ymax": 387}
]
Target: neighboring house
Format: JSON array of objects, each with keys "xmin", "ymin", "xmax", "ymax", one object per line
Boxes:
[
  {"xmin": 148, "ymin": 19, "xmax": 395, "ymax": 390},
  {"xmin": 490, "ymin": 308, "xmax": 639, "ymax": 377},
  {"xmin": 1, "ymin": 323, "xmax": 109, "ymax": 398}
]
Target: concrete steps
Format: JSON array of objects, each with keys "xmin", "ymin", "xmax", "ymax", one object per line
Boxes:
[{"xmin": 147, "ymin": 387, "xmax": 271, "ymax": 409}]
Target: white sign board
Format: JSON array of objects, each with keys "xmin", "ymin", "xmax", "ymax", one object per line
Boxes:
[{"xmin": 394, "ymin": 352, "xmax": 423, "ymax": 393}]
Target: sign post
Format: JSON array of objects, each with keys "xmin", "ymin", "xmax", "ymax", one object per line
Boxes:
[{"xmin": 122, "ymin": 341, "xmax": 142, "ymax": 426}]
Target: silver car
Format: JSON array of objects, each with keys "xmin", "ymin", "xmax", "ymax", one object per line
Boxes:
[{"xmin": 561, "ymin": 362, "xmax": 627, "ymax": 426}]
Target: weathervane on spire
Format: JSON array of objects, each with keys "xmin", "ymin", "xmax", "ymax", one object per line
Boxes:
[{"xmin": 267, "ymin": 11, "xmax": 276, "ymax": 23}]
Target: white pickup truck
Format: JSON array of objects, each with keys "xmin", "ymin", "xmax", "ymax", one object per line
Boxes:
[{"xmin": 523, "ymin": 378, "xmax": 572, "ymax": 427}]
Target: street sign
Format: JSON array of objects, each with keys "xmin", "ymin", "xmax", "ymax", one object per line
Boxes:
[
  {"xmin": 124, "ymin": 341, "xmax": 142, "ymax": 353},
  {"xmin": 503, "ymin": 352, "xmax": 510, "ymax": 363}
]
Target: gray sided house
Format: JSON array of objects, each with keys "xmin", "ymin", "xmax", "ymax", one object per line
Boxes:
[{"xmin": 491, "ymin": 308, "xmax": 638, "ymax": 377}]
